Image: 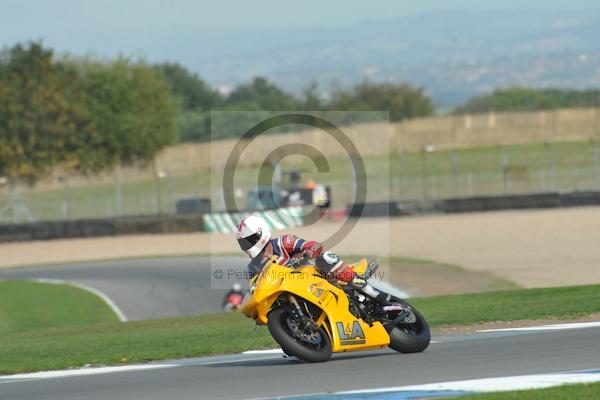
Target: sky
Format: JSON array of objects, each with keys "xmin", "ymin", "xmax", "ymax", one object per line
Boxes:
[
  {"xmin": 2, "ymin": 0, "xmax": 599, "ymax": 40},
  {"xmin": 1, "ymin": 0, "xmax": 599, "ymax": 83}
]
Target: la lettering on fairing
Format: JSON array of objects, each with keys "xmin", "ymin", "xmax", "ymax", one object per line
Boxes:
[{"xmin": 336, "ymin": 321, "xmax": 366, "ymax": 345}]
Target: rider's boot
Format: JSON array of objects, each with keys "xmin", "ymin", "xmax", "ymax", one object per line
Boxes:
[{"xmin": 359, "ymin": 283, "xmax": 391, "ymax": 304}]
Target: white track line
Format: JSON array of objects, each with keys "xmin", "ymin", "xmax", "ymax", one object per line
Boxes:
[
  {"xmin": 0, "ymin": 364, "xmax": 177, "ymax": 383},
  {"xmin": 243, "ymin": 349, "xmax": 285, "ymax": 355},
  {"xmin": 336, "ymin": 369, "xmax": 600, "ymax": 397},
  {"xmin": 478, "ymin": 321, "xmax": 600, "ymax": 333},
  {"xmin": 33, "ymin": 278, "xmax": 128, "ymax": 322}
]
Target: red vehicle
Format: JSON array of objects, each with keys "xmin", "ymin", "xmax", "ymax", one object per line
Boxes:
[{"xmin": 223, "ymin": 283, "xmax": 244, "ymax": 311}]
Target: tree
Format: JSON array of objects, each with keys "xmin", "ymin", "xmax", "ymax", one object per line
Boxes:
[
  {"xmin": 301, "ymin": 82, "xmax": 322, "ymax": 110},
  {"xmin": 0, "ymin": 42, "xmax": 93, "ymax": 184},
  {"xmin": 454, "ymin": 87, "xmax": 600, "ymax": 114},
  {"xmin": 76, "ymin": 59, "xmax": 179, "ymax": 172},
  {"xmin": 225, "ymin": 77, "xmax": 300, "ymax": 110},
  {"xmin": 179, "ymin": 111, "xmax": 210, "ymax": 142},
  {"xmin": 154, "ymin": 63, "xmax": 222, "ymax": 111},
  {"xmin": 329, "ymin": 81, "xmax": 433, "ymax": 121},
  {"xmin": 0, "ymin": 42, "xmax": 180, "ymax": 184}
]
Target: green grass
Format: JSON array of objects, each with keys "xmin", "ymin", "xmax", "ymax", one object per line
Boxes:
[
  {"xmin": 0, "ymin": 312, "xmax": 274, "ymax": 374},
  {"xmin": 458, "ymin": 381, "xmax": 600, "ymax": 399},
  {"xmin": 1, "ymin": 284, "xmax": 599, "ymax": 374},
  {"xmin": 409, "ymin": 284, "xmax": 600, "ymax": 327},
  {"xmin": 0, "ymin": 280, "xmax": 118, "ymax": 334},
  {"xmin": 4, "ymin": 139, "xmax": 600, "ymax": 222}
]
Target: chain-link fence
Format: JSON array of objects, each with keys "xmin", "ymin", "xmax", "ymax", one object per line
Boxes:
[{"xmin": 2, "ymin": 139, "xmax": 600, "ymax": 224}]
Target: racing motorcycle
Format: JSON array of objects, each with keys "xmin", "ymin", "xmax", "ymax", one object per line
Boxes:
[
  {"xmin": 223, "ymin": 291, "xmax": 244, "ymax": 311},
  {"xmin": 240, "ymin": 256, "xmax": 430, "ymax": 362}
]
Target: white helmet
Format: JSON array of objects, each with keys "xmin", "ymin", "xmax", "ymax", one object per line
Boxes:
[
  {"xmin": 232, "ymin": 283, "xmax": 242, "ymax": 292},
  {"xmin": 236, "ymin": 214, "xmax": 271, "ymax": 258}
]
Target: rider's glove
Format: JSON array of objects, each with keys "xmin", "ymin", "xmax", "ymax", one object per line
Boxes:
[
  {"xmin": 302, "ymin": 241, "xmax": 323, "ymax": 258},
  {"xmin": 330, "ymin": 261, "xmax": 355, "ymax": 283}
]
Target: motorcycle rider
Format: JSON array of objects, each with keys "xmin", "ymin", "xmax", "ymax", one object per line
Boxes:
[
  {"xmin": 222, "ymin": 282, "xmax": 244, "ymax": 311},
  {"xmin": 236, "ymin": 214, "xmax": 390, "ymax": 303}
]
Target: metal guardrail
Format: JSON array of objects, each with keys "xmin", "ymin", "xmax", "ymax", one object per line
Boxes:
[
  {"xmin": 2, "ymin": 191, "xmax": 600, "ymax": 242},
  {"xmin": 349, "ymin": 191, "xmax": 600, "ymax": 217}
]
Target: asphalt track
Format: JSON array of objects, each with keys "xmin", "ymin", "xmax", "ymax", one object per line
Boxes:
[
  {"xmin": 0, "ymin": 256, "xmax": 414, "ymax": 320},
  {"xmin": 2, "ymin": 326, "xmax": 599, "ymax": 399},
  {"xmin": 0, "ymin": 256, "xmax": 251, "ymax": 320}
]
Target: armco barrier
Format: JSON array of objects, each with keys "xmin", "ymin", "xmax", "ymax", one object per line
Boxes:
[
  {"xmin": 348, "ymin": 191, "xmax": 600, "ymax": 218},
  {"xmin": 560, "ymin": 191, "xmax": 600, "ymax": 207},
  {"xmin": 3, "ymin": 191, "xmax": 600, "ymax": 242},
  {"xmin": 347, "ymin": 202, "xmax": 402, "ymax": 218},
  {"xmin": 112, "ymin": 214, "xmax": 204, "ymax": 235},
  {"xmin": 0, "ymin": 214, "xmax": 205, "ymax": 243},
  {"xmin": 442, "ymin": 193, "xmax": 562, "ymax": 213}
]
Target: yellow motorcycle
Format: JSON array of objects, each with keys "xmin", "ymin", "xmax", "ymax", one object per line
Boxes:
[{"xmin": 240, "ymin": 256, "xmax": 430, "ymax": 362}]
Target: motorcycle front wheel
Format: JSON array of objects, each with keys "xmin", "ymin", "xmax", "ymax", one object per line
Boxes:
[
  {"xmin": 267, "ymin": 308, "xmax": 332, "ymax": 363},
  {"xmin": 387, "ymin": 299, "xmax": 431, "ymax": 354}
]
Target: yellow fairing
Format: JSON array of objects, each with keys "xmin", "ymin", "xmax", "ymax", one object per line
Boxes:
[
  {"xmin": 241, "ymin": 259, "xmax": 390, "ymax": 353},
  {"xmin": 349, "ymin": 258, "xmax": 369, "ymax": 275}
]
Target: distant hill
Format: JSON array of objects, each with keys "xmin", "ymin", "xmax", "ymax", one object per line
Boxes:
[{"xmin": 181, "ymin": 8, "xmax": 600, "ymax": 106}]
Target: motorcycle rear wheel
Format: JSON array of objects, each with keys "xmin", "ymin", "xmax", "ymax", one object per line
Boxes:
[{"xmin": 267, "ymin": 308, "xmax": 332, "ymax": 363}]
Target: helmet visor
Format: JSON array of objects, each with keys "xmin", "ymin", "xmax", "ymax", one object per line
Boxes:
[{"xmin": 237, "ymin": 229, "xmax": 263, "ymax": 251}]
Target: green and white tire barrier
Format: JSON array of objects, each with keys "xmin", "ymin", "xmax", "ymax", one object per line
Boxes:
[{"xmin": 203, "ymin": 207, "xmax": 304, "ymax": 233}]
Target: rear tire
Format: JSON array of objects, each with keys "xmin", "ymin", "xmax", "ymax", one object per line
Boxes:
[
  {"xmin": 267, "ymin": 308, "xmax": 332, "ymax": 363},
  {"xmin": 387, "ymin": 300, "xmax": 431, "ymax": 354}
]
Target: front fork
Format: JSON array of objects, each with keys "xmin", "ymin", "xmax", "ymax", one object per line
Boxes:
[{"xmin": 287, "ymin": 294, "xmax": 326, "ymax": 331}]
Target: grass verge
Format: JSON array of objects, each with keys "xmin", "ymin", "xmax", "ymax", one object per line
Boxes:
[
  {"xmin": 0, "ymin": 312, "xmax": 274, "ymax": 374},
  {"xmin": 409, "ymin": 284, "xmax": 600, "ymax": 327},
  {"xmin": 1, "ymin": 284, "xmax": 599, "ymax": 374},
  {"xmin": 0, "ymin": 280, "xmax": 118, "ymax": 334},
  {"xmin": 457, "ymin": 381, "xmax": 600, "ymax": 399}
]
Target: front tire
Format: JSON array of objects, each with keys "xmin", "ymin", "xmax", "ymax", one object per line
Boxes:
[
  {"xmin": 267, "ymin": 308, "xmax": 332, "ymax": 363},
  {"xmin": 387, "ymin": 300, "xmax": 431, "ymax": 353}
]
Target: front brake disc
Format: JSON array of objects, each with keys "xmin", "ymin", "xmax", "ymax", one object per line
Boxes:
[{"xmin": 286, "ymin": 318, "xmax": 321, "ymax": 344}]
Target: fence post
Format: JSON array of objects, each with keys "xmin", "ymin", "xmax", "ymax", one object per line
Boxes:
[
  {"xmin": 10, "ymin": 181, "xmax": 18, "ymax": 224},
  {"xmin": 153, "ymin": 161, "xmax": 164, "ymax": 215},
  {"xmin": 167, "ymin": 170, "xmax": 174, "ymax": 213},
  {"xmin": 538, "ymin": 170, "xmax": 546, "ymax": 192},
  {"xmin": 467, "ymin": 173, "xmax": 474, "ymax": 196},
  {"xmin": 392, "ymin": 177, "xmax": 400, "ymax": 202},
  {"xmin": 450, "ymin": 150, "xmax": 459, "ymax": 198},
  {"xmin": 500, "ymin": 146, "xmax": 510, "ymax": 194},
  {"xmin": 420, "ymin": 148, "xmax": 428, "ymax": 201},
  {"xmin": 0, "ymin": 178, "xmax": 7, "ymax": 223},
  {"xmin": 8, "ymin": 180, "xmax": 34, "ymax": 223},
  {"xmin": 112, "ymin": 170, "xmax": 123, "ymax": 216},
  {"xmin": 61, "ymin": 175, "xmax": 71, "ymax": 220},
  {"xmin": 592, "ymin": 139, "xmax": 600, "ymax": 189},
  {"xmin": 400, "ymin": 151, "xmax": 409, "ymax": 199},
  {"xmin": 544, "ymin": 142, "xmax": 556, "ymax": 192},
  {"xmin": 420, "ymin": 145, "xmax": 435, "ymax": 201},
  {"xmin": 430, "ymin": 176, "xmax": 438, "ymax": 200}
]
